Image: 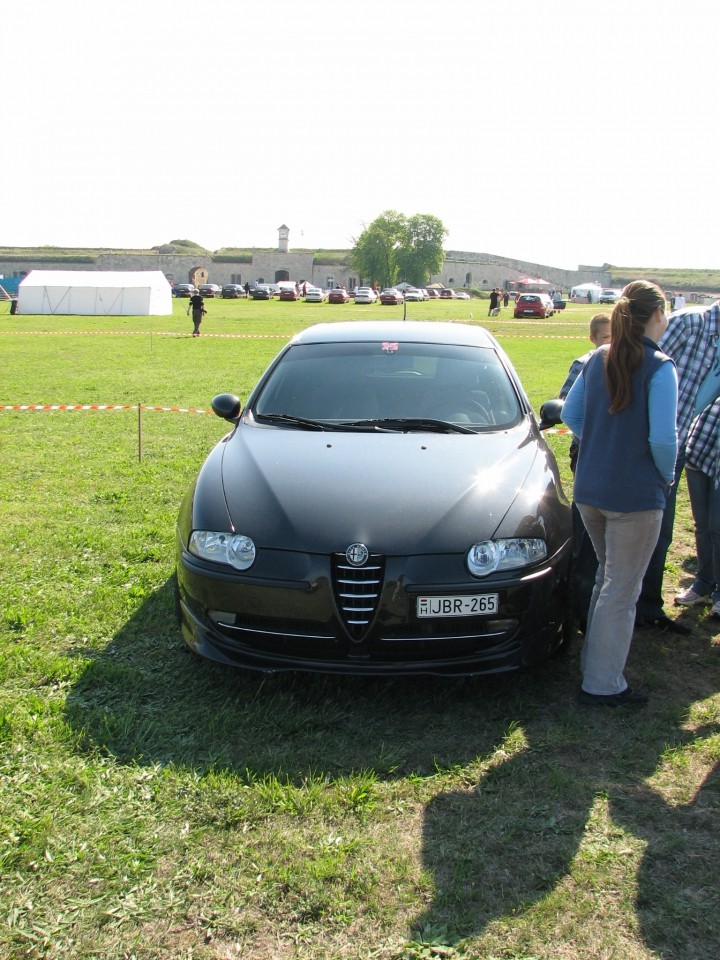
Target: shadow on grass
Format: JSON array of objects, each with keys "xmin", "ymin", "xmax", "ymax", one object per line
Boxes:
[
  {"xmin": 413, "ymin": 625, "xmax": 720, "ymax": 959},
  {"xmin": 65, "ymin": 579, "xmax": 720, "ymax": 958},
  {"xmin": 65, "ymin": 577, "xmax": 557, "ymax": 779}
]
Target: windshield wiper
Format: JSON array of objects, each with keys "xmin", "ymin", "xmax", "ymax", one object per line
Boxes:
[
  {"xmin": 347, "ymin": 418, "xmax": 476, "ymax": 434},
  {"xmin": 255, "ymin": 413, "xmax": 340, "ymax": 431}
]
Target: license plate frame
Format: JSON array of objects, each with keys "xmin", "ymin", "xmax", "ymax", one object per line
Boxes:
[{"xmin": 417, "ymin": 594, "xmax": 500, "ymax": 618}]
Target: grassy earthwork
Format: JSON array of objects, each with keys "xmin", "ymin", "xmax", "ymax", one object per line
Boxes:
[{"xmin": 1, "ymin": 296, "xmax": 719, "ymax": 960}]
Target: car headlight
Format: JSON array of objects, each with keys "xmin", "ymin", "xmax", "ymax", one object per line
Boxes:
[
  {"xmin": 467, "ymin": 538, "xmax": 547, "ymax": 577},
  {"xmin": 189, "ymin": 531, "xmax": 256, "ymax": 570}
]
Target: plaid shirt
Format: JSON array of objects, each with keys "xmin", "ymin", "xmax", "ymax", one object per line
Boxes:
[
  {"xmin": 659, "ymin": 301, "xmax": 720, "ymax": 446},
  {"xmin": 686, "ymin": 399, "xmax": 720, "ymax": 486}
]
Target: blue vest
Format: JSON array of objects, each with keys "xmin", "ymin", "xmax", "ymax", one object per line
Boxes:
[{"xmin": 574, "ymin": 339, "xmax": 671, "ymax": 512}]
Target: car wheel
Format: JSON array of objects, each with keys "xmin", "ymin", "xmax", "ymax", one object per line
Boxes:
[{"xmin": 550, "ymin": 617, "xmax": 576, "ymax": 659}]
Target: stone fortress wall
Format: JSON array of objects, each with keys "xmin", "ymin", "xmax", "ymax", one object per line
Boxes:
[{"xmin": 0, "ymin": 229, "xmax": 610, "ymax": 294}]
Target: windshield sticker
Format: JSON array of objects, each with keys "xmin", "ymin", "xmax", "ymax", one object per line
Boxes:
[{"xmin": 382, "ymin": 341, "xmax": 399, "ymax": 353}]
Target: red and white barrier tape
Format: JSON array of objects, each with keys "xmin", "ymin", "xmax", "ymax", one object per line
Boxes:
[
  {"xmin": 0, "ymin": 404, "xmax": 574, "ymax": 431},
  {"xmin": 0, "ymin": 403, "xmax": 210, "ymax": 414}
]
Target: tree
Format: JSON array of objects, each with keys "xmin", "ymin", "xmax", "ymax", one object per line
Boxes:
[
  {"xmin": 396, "ymin": 214, "xmax": 448, "ymax": 287},
  {"xmin": 351, "ymin": 211, "xmax": 448, "ymax": 288}
]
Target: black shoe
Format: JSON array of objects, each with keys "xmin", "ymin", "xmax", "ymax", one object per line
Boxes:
[
  {"xmin": 578, "ymin": 687, "xmax": 649, "ymax": 708},
  {"xmin": 635, "ymin": 615, "xmax": 691, "ymax": 636}
]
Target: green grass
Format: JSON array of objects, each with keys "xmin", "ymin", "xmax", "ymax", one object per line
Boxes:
[{"xmin": 1, "ymin": 298, "xmax": 719, "ymax": 960}]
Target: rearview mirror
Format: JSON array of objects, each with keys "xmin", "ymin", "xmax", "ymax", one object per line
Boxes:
[
  {"xmin": 538, "ymin": 398, "xmax": 564, "ymax": 431},
  {"xmin": 211, "ymin": 393, "xmax": 242, "ymax": 421}
]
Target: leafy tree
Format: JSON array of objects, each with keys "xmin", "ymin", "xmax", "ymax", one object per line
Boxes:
[
  {"xmin": 351, "ymin": 211, "xmax": 447, "ymax": 288},
  {"xmin": 396, "ymin": 214, "xmax": 448, "ymax": 286},
  {"xmin": 350, "ymin": 211, "xmax": 407, "ymax": 288}
]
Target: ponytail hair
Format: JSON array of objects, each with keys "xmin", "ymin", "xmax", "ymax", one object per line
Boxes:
[{"xmin": 605, "ymin": 280, "xmax": 665, "ymax": 413}]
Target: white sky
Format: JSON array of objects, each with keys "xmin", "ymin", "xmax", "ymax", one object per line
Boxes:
[{"xmin": 5, "ymin": 0, "xmax": 719, "ymax": 270}]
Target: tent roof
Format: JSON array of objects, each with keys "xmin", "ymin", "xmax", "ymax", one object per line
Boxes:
[
  {"xmin": 571, "ymin": 282, "xmax": 603, "ymax": 290},
  {"xmin": 20, "ymin": 270, "xmax": 169, "ymax": 288}
]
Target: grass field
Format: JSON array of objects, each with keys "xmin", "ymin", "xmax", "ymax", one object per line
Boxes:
[{"xmin": 1, "ymin": 297, "xmax": 719, "ymax": 960}]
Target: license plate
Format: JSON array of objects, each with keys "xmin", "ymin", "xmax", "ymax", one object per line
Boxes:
[{"xmin": 417, "ymin": 594, "xmax": 499, "ymax": 618}]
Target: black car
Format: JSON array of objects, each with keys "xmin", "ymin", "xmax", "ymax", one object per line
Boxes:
[
  {"xmin": 174, "ymin": 283, "xmax": 198, "ymax": 297},
  {"xmin": 222, "ymin": 284, "xmax": 246, "ymax": 299},
  {"xmin": 176, "ymin": 321, "xmax": 573, "ymax": 676},
  {"xmin": 251, "ymin": 285, "xmax": 274, "ymax": 300},
  {"xmin": 198, "ymin": 284, "xmax": 222, "ymax": 298}
]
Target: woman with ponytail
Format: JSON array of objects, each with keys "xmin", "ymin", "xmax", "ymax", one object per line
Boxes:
[{"xmin": 562, "ymin": 281, "xmax": 678, "ymax": 707}]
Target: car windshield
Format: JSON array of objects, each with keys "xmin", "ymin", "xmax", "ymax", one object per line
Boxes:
[{"xmin": 253, "ymin": 341, "xmax": 522, "ymax": 430}]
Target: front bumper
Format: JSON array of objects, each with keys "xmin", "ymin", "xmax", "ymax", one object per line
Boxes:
[{"xmin": 176, "ymin": 537, "xmax": 572, "ymax": 676}]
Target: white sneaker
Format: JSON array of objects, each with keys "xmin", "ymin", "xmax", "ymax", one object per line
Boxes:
[
  {"xmin": 674, "ymin": 587, "xmax": 710, "ymax": 607},
  {"xmin": 710, "ymin": 601, "xmax": 720, "ymax": 619}
]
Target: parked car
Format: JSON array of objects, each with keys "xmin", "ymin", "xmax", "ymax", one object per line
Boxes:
[
  {"xmin": 425, "ymin": 289, "xmax": 442, "ymax": 299},
  {"xmin": 439, "ymin": 289, "xmax": 457, "ymax": 299},
  {"xmin": 198, "ymin": 284, "xmax": 222, "ymax": 298},
  {"xmin": 379, "ymin": 288, "xmax": 404, "ymax": 305},
  {"xmin": 304, "ymin": 286, "xmax": 326, "ymax": 302},
  {"xmin": 222, "ymin": 284, "xmax": 246, "ymax": 299},
  {"xmin": 328, "ymin": 288, "xmax": 351, "ymax": 304},
  {"xmin": 513, "ymin": 293, "xmax": 554, "ymax": 318},
  {"xmin": 354, "ymin": 287, "xmax": 378, "ymax": 304},
  {"xmin": 455, "ymin": 291, "xmax": 471, "ymax": 300},
  {"xmin": 251, "ymin": 285, "xmax": 275, "ymax": 300},
  {"xmin": 279, "ymin": 286, "xmax": 302, "ymax": 301},
  {"xmin": 599, "ymin": 289, "xmax": 623, "ymax": 304},
  {"xmin": 174, "ymin": 284, "xmax": 198, "ymax": 297},
  {"xmin": 552, "ymin": 296, "xmax": 567, "ymax": 311},
  {"xmin": 403, "ymin": 287, "xmax": 425, "ymax": 302},
  {"xmin": 175, "ymin": 320, "xmax": 572, "ymax": 676}
]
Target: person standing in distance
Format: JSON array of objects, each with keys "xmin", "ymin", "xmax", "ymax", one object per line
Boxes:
[
  {"xmin": 188, "ymin": 290, "xmax": 206, "ymax": 337},
  {"xmin": 562, "ymin": 281, "xmax": 678, "ymax": 707}
]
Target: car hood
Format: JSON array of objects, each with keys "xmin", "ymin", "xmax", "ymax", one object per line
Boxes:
[{"xmin": 214, "ymin": 422, "xmax": 557, "ymax": 554}]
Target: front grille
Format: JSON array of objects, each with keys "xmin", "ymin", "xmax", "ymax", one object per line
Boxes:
[{"xmin": 332, "ymin": 553, "xmax": 385, "ymax": 640}]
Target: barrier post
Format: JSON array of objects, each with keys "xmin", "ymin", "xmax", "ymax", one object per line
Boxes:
[{"xmin": 138, "ymin": 403, "xmax": 143, "ymax": 462}]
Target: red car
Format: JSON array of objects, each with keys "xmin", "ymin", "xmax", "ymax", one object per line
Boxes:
[
  {"xmin": 513, "ymin": 294, "xmax": 554, "ymax": 318},
  {"xmin": 328, "ymin": 288, "xmax": 351, "ymax": 304},
  {"xmin": 379, "ymin": 288, "xmax": 404, "ymax": 305},
  {"xmin": 439, "ymin": 289, "xmax": 457, "ymax": 299},
  {"xmin": 279, "ymin": 287, "xmax": 302, "ymax": 301}
]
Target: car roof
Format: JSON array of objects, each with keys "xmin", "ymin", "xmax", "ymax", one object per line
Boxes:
[{"xmin": 289, "ymin": 321, "xmax": 499, "ymax": 349}]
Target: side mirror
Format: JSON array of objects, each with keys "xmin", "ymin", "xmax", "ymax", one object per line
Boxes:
[
  {"xmin": 538, "ymin": 398, "xmax": 565, "ymax": 431},
  {"xmin": 211, "ymin": 393, "xmax": 242, "ymax": 421}
]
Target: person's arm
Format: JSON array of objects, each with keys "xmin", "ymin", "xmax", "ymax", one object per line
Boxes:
[
  {"xmin": 648, "ymin": 361, "xmax": 678, "ymax": 484},
  {"xmin": 561, "ymin": 370, "xmax": 585, "ymax": 436},
  {"xmin": 558, "ymin": 358, "xmax": 583, "ymax": 399}
]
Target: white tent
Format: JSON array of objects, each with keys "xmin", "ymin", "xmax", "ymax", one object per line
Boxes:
[
  {"xmin": 570, "ymin": 282, "xmax": 603, "ymax": 304},
  {"xmin": 17, "ymin": 270, "xmax": 173, "ymax": 316}
]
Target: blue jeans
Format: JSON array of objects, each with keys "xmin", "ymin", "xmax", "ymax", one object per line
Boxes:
[
  {"xmin": 685, "ymin": 465, "xmax": 720, "ymax": 602},
  {"xmin": 578, "ymin": 504, "xmax": 663, "ymax": 695},
  {"xmin": 636, "ymin": 454, "xmax": 684, "ymax": 619}
]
